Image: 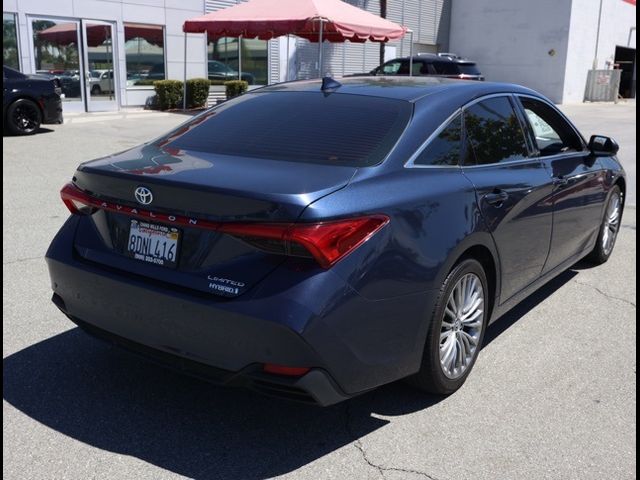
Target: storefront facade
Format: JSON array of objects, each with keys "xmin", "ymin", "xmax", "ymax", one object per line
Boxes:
[
  {"xmin": 3, "ymin": 0, "xmax": 206, "ymax": 111},
  {"xmin": 4, "ymin": 0, "xmax": 451, "ymax": 110}
]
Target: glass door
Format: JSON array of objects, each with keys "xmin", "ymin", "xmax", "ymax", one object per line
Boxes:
[
  {"xmin": 82, "ymin": 20, "xmax": 118, "ymax": 111},
  {"xmin": 29, "ymin": 17, "xmax": 85, "ymax": 113}
]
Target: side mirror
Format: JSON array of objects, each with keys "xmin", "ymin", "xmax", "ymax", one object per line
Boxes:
[{"xmin": 588, "ymin": 135, "xmax": 619, "ymax": 156}]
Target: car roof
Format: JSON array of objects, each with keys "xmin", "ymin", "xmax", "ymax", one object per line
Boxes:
[
  {"xmin": 389, "ymin": 54, "xmax": 476, "ymax": 64},
  {"xmin": 259, "ymin": 76, "xmax": 541, "ymax": 103}
]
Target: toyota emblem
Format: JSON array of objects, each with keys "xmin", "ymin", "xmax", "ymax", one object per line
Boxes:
[{"xmin": 134, "ymin": 186, "xmax": 153, "ymax": 205}]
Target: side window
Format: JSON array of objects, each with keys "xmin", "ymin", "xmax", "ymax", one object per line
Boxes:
[
  {"xmin": 414, "ymin": 114, "xmax": 463, "ymax": 166},
  {"xmin": 464, "ymin": 96, "xmax": 529, "ymax": 165},
  {"xmin": 397, "ymin": 60, "xmax": 410, "ymax": 75},
  {"xmin": 382, "ymin": 61, "xmax": 402, "ymax": 74},
  {"xmin": 519, "ymin": 97, "xmax": 584, "ymax": 156},
  {"xmin": 433, "ymin": 62, "xmax": 459, "ymax": 75}
]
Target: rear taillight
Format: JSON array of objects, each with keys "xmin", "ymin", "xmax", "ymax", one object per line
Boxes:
[
  {"xmin": 59, "ymin": 182, "xmax": 389, "ymax": 268},
  {"xmin": 221, "ymin": 216, "xmax": 389, "ymax": 268},
  {"xmin": 60, "ymin": 183, "xmax": 98, "ymax": 215},
  {"xmin": 263, "ymin": 364, "xmax": 310, "ymax": 377}
]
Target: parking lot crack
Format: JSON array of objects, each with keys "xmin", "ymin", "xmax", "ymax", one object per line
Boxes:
[
  {"xmin": 344, "ymin": 401, "xmax": 442, "ymax": 480},
  {"xmin": 573, "ymin": 280, "xmax": 636, "ymax": 308},
  {"xmin": 3, "ymin": 255, "xmax": 43, "ymax": 266}
]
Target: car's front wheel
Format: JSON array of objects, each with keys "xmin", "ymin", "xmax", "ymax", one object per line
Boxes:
[
  {"xmin": 586, "ymin": 185, "xmax": 623, "ymax": 265},
  {"xmin": 6, "ymin": 98, "xmax": 42, "ymax": 135},
  {"xmin": 409, "ymin": 258, "xmax": 489, "ymax": 395}
]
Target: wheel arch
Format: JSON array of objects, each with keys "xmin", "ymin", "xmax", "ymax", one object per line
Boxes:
[
  {"xmin": 614, "ymin": 175, "xmax": 626, "ymax": 204},
  {"xmin": 437, "ymin": 234, "xmax": 501, "ymax": 322}
]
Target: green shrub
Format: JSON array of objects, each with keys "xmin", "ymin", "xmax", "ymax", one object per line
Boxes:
[
  {"xmin": 153, "ymin": 80, "xmax": 183, "ymax": 110},
  {"xmin": 186, "ymin": 78, "xmax": 210, "ymax": 108},
  {"xmin": 224, "ymin": 80, "xmax": 249, "ymax": 99}
]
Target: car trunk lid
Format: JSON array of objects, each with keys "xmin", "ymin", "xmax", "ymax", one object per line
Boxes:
[{"xmin": 71, "ymin": 144, "xmax": 357, "ymax": 297}]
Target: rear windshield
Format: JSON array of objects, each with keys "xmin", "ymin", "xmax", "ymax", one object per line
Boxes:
[
  {"xmin": 167, "ymin": 92, "xmax": 412, "ymax": 167},
  {"xmin": 458, "ymin": 64, "xmax": 480, "ymax": 75}
]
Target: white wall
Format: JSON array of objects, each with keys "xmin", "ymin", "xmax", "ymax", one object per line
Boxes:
[
  {"xmin": 449, "ymin": 0, "xmax": 573, "ymax": 103},
  {"xmin": 6, "ymin": 0, "xmax": 206, "ymax": 108},
  {"xmin": 563, "ymin": 0, "xmax": 637, "ymax": 102}
]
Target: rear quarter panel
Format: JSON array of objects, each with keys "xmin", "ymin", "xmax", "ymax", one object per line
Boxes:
[{"xmin": 300, "ymin": 167, "xmax": 497, "ymax": 301}]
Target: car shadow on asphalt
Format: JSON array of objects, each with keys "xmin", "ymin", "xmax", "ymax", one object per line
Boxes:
[
  {"xmin": 3, "ymin": 268, "xmax": 581, "ymax": 480},
  {"xmin": 3, "ymin": 127, "xmax": 55, "ymax": 137}
]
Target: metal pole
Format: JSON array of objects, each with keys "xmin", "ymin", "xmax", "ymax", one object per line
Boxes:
[
  {"xmin": 183, "ymin": 32, "xmax": 187, "ymax": 110},
  {"xmin": 238, "ymin": 34, "xmax": 242, "ymax": 81},
  {"xmin": 593, "ymin": 0, "xmax": 604, "ymax": 69},
  {"xmin": 409, "ymin": 31, "xmax": 414, "ymax": 77},
  {"xmin": 286, "ymin": 34, "xmax": 290, "ymax": 81},
  {"xmin": 318, "ymin": 19, "xmax": 324, "ymax": 78}
]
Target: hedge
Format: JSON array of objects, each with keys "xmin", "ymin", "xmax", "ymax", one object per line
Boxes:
[
  {"xmin": 224, "ymin": 80, "xmax": 249, "ymax": 99},
  {"xmin": 153, "ymin": 80, "xmax": 183, "ymax": 110},
  {"xmin": 186, "ymin": 78, "xmax": 210, "ymax": 108}
]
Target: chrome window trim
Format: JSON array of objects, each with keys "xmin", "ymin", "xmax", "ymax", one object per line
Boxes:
[
  {"xmin": 460, "ymin": 152, "xmax": 587, "ymax": 170},
  {"xmin": 405, "ymin": 92, "xmax": 532, "ymax": 169}
]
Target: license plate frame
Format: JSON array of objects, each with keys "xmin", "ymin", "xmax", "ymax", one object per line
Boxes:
[{"xmin": 126, "ymin": 219, "xmax": 181, "ymax": 269}]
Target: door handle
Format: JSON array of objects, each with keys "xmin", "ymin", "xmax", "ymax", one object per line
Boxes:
[
  {"xmin": 553, "ymin": 175, "xmax": 569, "ymax": 186},
  {"xmin": 483, "ymin": 189, "xmax": 509, "ymax": 207}
]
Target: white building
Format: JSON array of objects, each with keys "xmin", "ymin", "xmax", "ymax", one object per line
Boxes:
[
  {"xmin": 449, "ymin": 0, "xmax": 637, "ymax": 102},
  {"xmin": 2, "ymin": 0, "xmax": 635, "ymax": 112}
]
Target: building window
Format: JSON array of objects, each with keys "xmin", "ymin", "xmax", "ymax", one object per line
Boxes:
[
  {"xmin": 124, "ymin": 23, "xmax": 164, "ymax": 87},
  {"xmin": 31, "ymin": 18, "xmax": 82, "ymax": 101},
  {"xmin": 3, "ymin": 13, "xmax": 20, "ymax": 70},
  {"xmin": 208, "ymin": 37, "xmax": 267, "ymax": 85}
]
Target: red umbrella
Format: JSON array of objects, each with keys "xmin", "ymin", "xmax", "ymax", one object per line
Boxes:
[
  {"xmin": 182, "ymin": 0, "xmax": 410, "ymax": 104},
  {"xmin": 182, "ymin": 0, "xmax": 407, "ymax": 43}
]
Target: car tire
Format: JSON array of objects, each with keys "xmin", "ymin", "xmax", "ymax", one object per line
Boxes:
[
  {"xmin": 91, "ymin": 85, "xmax": 101, "ymax": 95},
  {"xmin": 586, "ymin": 185, "xmax": 623, "ymax": 265},
  {"xmin": 408, "ymin": 258, "xmax": 489, "ymax": 395},
  {"xmin": 6, "ymin": 98, "xmax": 42, "ymax": 136}
]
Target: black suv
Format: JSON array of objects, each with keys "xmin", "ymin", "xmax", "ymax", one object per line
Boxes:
[{"xmin": 370, "ymin": 53, "xmax": 484, "ymax": 80}]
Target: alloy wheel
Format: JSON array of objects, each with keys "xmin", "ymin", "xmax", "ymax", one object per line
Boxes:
[
  {"xmin": 440, "ymin": 273, "xmax": 485, "ymax": 379},
  {"xmin": 13, "ymin": 104, "xmax": 39, "ymax": 133},
  {"xmin": 602, "ymin": 192, "xmax": 622, "ymax": 256}
]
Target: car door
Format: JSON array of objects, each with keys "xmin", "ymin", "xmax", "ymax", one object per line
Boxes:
[
  {"xmin": 461, "ymin": 95, "xmax": 555, "ymax": 302},
  {"xmin": 514, "ymin": 95, "xmax": 607, "ymax": 273}
]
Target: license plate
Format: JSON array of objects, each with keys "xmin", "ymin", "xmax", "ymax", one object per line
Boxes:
[{"xmin": 126, "ymin": 219, "xmax": 180, "ymax": 268}]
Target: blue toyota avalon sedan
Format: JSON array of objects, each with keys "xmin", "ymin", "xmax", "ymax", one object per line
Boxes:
[{"xmin": 46, "ymin": 77, "xmax": 625, "ymax": 405}]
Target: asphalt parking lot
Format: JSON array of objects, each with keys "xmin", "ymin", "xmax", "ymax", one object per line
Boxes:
[{"xmin": 3, "ymin": 102, "xmax": 636, "ymax": 480}]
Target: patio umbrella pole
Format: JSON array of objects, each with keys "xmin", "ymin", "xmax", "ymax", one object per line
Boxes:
[
  {"xmin": 318, "ymin": 18, "xmax": 324, "ymax": 77},
  {"xmin": 409, "ymin": 30, "xmax": 414, "ymax": 77},
  {"xmin": 238, "ymin": 34, "xmax": 243, "ymax": 81},
  {"xmin": 286, "ymin": 34, "xmax": 290, "ymax": 81},
  {"xmin": 183, "ymin": 32, "xmax": 187, "ymax": 110}
]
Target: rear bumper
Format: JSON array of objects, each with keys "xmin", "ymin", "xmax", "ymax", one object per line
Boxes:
[
  {"xmin": 59, "ymin": 305, "xmax": 349, "ymax": 406},
  {"xmin": 46, "ymin": 216, "xmax": 436, "ymax": 404}
]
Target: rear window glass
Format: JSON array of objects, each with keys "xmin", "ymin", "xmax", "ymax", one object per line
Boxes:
[
  {"xmin": 458, "ymin": 64, "xmax": 480, "ymax": 75},
  {"xmin": 167, "ymin": 92, "xmax": 412, "ymax": 167}
]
